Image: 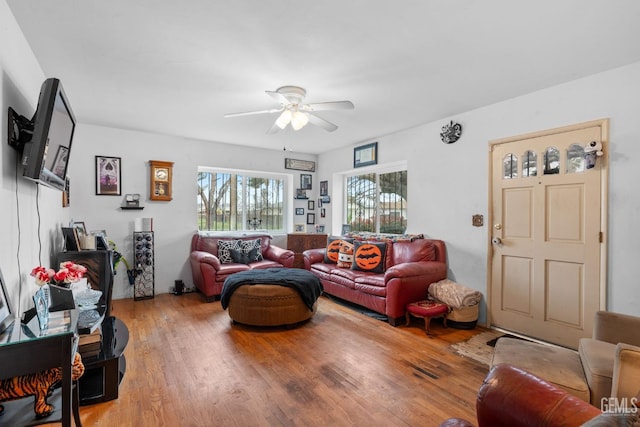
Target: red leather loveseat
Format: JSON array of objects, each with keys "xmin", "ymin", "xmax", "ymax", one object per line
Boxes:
[
  {"xmin": 190, "ymin": 233, "xmax": 294, "ymax": 302},
  {"xmin": 303, "ymin": 233, "xmax": 447, "ymax": 326}
]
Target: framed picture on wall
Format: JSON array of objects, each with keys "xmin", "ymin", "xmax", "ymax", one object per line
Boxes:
[
  {"xmin": 307, "ymin": 213, "xmax": 315, "ymax": 225},
  {"xmin": 354, "ymin": 142, "xmax": 378, "ymax": 168},
  {"xmin": 300, "ymin": 174, "xmax": 312, "ymax": 190},
  {"xmin": 95, "ymin": 155, "xmax": 121, "ymax": 196},
  {"xmin": 285, "ymin": 158, "xmax": 316, "ymax": 172},
  {"xmin": 295, "ymin": 208, "xmax": 304, "ymax": 215},
  {"xmin": 320, "ymin": 180, "xmax": 328, "ymax": 196}
]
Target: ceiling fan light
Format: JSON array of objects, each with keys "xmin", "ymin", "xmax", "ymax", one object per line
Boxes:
[
  {"xmin": 275, "ymin": 110, "xmax": 292, "ymax": 129},
  {"xmin": 291, "ymin": 111, "xmax": 309, "ymax": 131}
]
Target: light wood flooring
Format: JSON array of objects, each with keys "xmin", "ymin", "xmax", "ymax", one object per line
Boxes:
[{"xmin": 72, "ymin": 293, "xmax": 490, "ymax": 426}]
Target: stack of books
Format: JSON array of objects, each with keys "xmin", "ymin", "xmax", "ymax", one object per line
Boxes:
[{"xmin": 78, "ymin": 326, "xmax": 102, "ymax": 359}]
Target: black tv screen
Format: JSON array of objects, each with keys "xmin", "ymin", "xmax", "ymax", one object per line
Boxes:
[{"xmin": 21, "ymin": 78, "xmax": 76, "ymax": 191}]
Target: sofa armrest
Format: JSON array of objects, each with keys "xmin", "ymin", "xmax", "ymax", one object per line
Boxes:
[
  {"xmin": 384, "ymin": 261, "xmax": 448, "ymax": 321},
  {"xmin": 612, "ymin": 343, "xmax": 640, "ymax": 401},
  {"xmin": 593, "ymin": 311, "xmax": 640, "ymax": 347},
  {"xmin": 303, "ymin": 248, "xmax": 325, "ymax": 270},
  {"xmin": 263, "ymin": 245, "xmax": 295, "ymax": 267},
  {"xmin": 190, "ymin": 250, "xmax": 221, "ymax": 270},
  {"xmin": 476, "ymin": 364, "xmax": 601, "ymax": 427}
]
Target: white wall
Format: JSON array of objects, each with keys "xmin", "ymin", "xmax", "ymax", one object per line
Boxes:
[
  {"xmin": 67, "ymin": 125, "xmax": 317, "ymax": 299},
  {"xmin": 319, "ymin": 61, "xmax": 640, "ymax": 321},
  {"xmin": 1, "ymin": 0, "xmax": 72, "ymax": 315}
]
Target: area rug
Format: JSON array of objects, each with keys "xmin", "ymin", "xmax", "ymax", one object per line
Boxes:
[{"xmin": 449, "ymin": 330, "xmax": 504, "ymax": 366}]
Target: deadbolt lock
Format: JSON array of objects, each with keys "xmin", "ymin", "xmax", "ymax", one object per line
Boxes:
[{"xmin": 494, "ymin": 223, "xmax": 502, "ymax": 230}]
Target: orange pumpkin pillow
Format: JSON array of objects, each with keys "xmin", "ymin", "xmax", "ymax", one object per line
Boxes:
[
  {"xmin": 351, "ymin": 241, "xmax": 387, "ymax": 273},
  {"xmin": 324, "ymin": 237, "xmax": 353, "ymax": 263},
  {"xmin": 336, "ymin": 241, "xmax": 354, "ymax": 268}
]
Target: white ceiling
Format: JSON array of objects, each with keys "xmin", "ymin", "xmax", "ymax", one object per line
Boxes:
[{"xmin": 7, "ymin": 1, "xmax": 640, "ymax": 154}]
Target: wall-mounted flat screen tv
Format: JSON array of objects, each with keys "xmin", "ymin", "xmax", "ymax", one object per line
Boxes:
[{"xmin": 17, "ymin": 78, "xmax": 76, "ymax": 191}]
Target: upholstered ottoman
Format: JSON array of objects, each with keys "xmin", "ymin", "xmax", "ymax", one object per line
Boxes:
[
  {"xmin": 405, "ymin": 300, "xmax": 449, "ymax": 335},
  {"xmin": 490, "ymin": 337, "xmax": 590, "ymax": 402},
  {"xmin": 221, "ymin": 268, "xmax": 323, "ymax": 327},
  {"xmin": 227, "ymin": 284, "xmax": 317, "ymax": 326}
]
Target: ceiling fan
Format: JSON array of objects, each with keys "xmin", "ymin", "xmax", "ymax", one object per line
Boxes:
[{"xmin": 224, "ymin": 86, "xmax": 354, "ymax": 133}]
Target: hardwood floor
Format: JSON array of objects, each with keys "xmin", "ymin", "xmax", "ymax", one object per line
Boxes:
[{"xmin": 75, "ymin": 293, "xmax": 489, "ymax": 426}]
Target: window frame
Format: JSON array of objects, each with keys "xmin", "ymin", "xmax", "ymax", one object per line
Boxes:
[
  {"xmin": 197, "ymin": 166, "xmax": 288, "ymax": 233},
  {"xmin": 343, "ymin": 163, "xmax": 408, "ymax": 234}
]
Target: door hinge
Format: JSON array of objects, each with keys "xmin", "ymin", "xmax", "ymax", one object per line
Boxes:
[{"xmin": 599, "ymin": 231, "xmax": 603, "ymax": 243}]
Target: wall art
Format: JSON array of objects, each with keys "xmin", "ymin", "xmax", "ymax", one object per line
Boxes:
[
  {"xmin": 95, "ymin": 155, "xmax": 121, "ymax": 196},
  {"xmin": 354, "ymin": 142, "xmax": 378, "ymax": 168}
]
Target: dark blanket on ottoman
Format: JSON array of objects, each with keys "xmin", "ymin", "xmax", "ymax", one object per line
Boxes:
[{"xmin": 221, "ymin": 268, "xmax": 323, "ymax": 310}]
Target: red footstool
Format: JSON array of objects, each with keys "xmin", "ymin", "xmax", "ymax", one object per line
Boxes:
[{"xmin": 405, "ymin": 300, "xmax": 449, "ymax": 335}]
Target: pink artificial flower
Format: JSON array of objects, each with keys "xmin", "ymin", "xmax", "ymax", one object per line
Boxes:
[
  {"xmin": 30, "ymin": 262, "xmax": 87, "ymax": 287},
  {"xmin": 30, "ymin": 266, "xmax": 55, "ymax": 286}
]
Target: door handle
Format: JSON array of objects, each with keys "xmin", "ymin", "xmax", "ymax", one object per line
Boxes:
[{"xmin": 492, "ymin": 237, "xmax": 502, "ymax": 245}]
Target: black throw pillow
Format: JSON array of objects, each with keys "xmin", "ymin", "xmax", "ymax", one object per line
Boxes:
[{"xmin": 230, "ymin": 247, "xmax": 259, "ymax": 265}]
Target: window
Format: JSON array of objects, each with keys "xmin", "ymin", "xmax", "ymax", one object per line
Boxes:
[
  {"xmin": 197, "ymin": 168, "xmax": 285, "ymax": 232},
  {"xmin": 503, "ymin": 153, "xmax": 518, "ymax": 179},
  {"xmin": 522, "ymin": 150, "xmax": 537, "ymax": 177},
  {"xmin": 566, "ymin": 143, "xmax": 586, "ymax": 173},
  {"xmin": 345, "ymin": 169, "xmax": 407, "ymax": 234}
]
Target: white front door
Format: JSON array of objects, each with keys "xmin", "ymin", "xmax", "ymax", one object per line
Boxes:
[{"xmin": 489, "ymin": 120, "xmax": 608, "ymax": 349}]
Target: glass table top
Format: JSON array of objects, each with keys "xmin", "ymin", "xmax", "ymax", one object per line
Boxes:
[{"xmin": 0, "ymin": 309, "xmax": 78, "ymax": 347}]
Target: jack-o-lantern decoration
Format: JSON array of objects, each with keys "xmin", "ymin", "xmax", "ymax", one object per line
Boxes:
[{"xmin": 352, "ymin": 241, "xmax": 386, "ymax": 273}]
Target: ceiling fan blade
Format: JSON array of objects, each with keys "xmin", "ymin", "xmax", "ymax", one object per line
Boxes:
[
  {"xmin": 308, "ymin": 113, "xmax": 338, "ymax": 132},
  {"xmin": 306, "ymin": 100, "xmax": 354, "ymax": 111},
  {"xmin": 265, "ymin": 90, "xmax": 290, "ymax": 105},
  {"xmin": 266, "ymin": 121, "xmax": 282, "ymax": 134},
  {"xmin": 224, "ymin": 108, "xmax": 283, "ymax": 118}
]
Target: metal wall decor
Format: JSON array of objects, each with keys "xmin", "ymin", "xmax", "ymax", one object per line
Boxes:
[{"xmin": 440, "ymin": 121, "xmax": 463, "ymax": 144}]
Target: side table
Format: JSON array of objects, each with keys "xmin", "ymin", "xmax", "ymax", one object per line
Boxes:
[
  {"xmin": 78, "ymin": 316, "xmax": 129, "ymax": 405},
  {"xmin": 0, "ymin": 309, "xmax": 81, "ymax": 427}
]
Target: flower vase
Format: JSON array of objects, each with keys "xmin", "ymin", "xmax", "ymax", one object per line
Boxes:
[{"xmin": 33, "ymin": 285, "xmax": 50, "ymax": 329}]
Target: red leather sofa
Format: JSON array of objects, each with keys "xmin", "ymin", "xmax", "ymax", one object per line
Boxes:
[
  {"xmin": 303, "ymin": 236, "xmax": 447, "ymax": 326},
  {"xmin": 190, "ymin": 233, "xmax": 294, "ymax": 302},
  {"xmin": 440, "ymin": 364, "xmax": 608, "ymax": 427}
]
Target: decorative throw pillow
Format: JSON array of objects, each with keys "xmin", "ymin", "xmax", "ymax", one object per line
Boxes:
[
  {"xmin": 229, "ymin": 248, "xmax": 259, "ymax": 265},
  {"xmin": 351, "ymin": 241, "xmax": 387, "ymax": 274},
  {"xmin": 239, "ymin": 238, "xmax": 263, "ymax": 262},
  {"xmin": 325, "ymin": 236, "xmax": 353, "ymax": 263},
  {"xmin": 336, "ymin": 241, "xmax": 354, "ymax": 268},
  {"xmin": 217, "ymin": 240, "xmax": 240, "ymax": 264}
]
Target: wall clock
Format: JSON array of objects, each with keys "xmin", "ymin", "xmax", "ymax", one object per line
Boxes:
[{"xmin": 149, "ymin": 160, "xmax": 174, "ymax": 201}]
